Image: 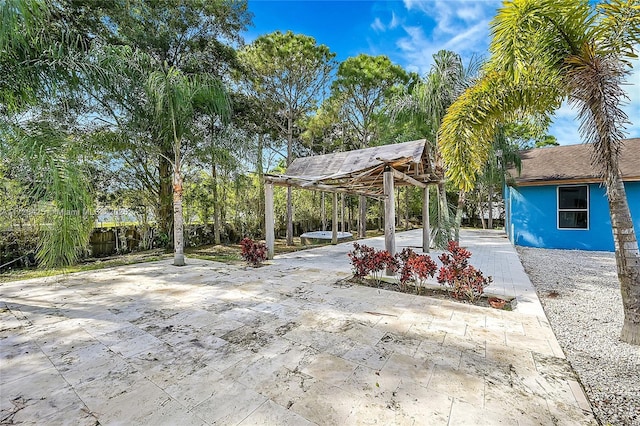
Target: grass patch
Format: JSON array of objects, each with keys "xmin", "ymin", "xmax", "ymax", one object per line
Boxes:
[
  {"xmin": 0, "ymin": 250, "xmax": 170, "ymax": 283},
  {"xmin": 0, "ymin": 231, "xmax": 385, "ymax": 283}
]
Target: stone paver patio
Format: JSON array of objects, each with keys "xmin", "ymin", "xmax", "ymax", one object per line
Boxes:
[{"xmin": 1, "ymin": 229, "xmax": 596, "ymax": 425}]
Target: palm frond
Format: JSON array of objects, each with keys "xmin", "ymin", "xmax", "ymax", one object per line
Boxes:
[
  {"xmin": 566, "ymin": 42, "xmax": 630, "ymax": 193},
  {"xmin": 439, "ymin": 68, "xmax": 562, "ymax": 191}
]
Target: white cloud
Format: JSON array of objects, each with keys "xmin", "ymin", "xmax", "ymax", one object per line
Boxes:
[
  {"xmin": 396, "ymin": 0, "xmax": 499, "ymax": 74},
  {"xmin": 442, "ymin": 19, "xmax": 490, "ymax": 52},
  {"xmin": 456, "ymin": 3, "xmax": 486, "ymax": 22},
  {"xmin": 389, "ymin": 11, "xmax": 400, "ymax": 29},
  {"xmin": 396, "ymin": 25, "xmax": 438, "ymax": 74},
  {"xmin": 371, "ymin": 17, "xmax": 385, "ymax": 32},
  {"xmin": 394, "ymin": 1, "xmax": 639, "ymax": 137}
]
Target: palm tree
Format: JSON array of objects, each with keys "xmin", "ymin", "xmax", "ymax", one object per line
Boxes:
[
  {"xmin": 146, "ymin": 68, "xmax": 229, "ymax": 266},
  {"xmin": 439, "ymin": 0, "xmax": 640, "ymax": 344},
  {"xmin": 390, "ymin": 50, "xmax": 480, "ymax": 247},
  {"xmin": 1, "ymin": 0, "xmax": 97, "ymax": 267}
]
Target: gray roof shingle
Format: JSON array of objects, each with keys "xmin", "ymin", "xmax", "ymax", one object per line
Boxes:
[{"xmin": 512, "ymin": 138, "xmax": 640, "ymax": 185}]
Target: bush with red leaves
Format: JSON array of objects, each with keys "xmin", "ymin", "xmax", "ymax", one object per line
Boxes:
[
  {"xmin": 437, "ymin": 240, "xmax": 492, "ymax": 302},
  {"xmin": 348, "ymin": 242, "xmax": 399, "ymax": 283},
  {"xmin": 406, "ymin": 255, "xmax": 438, "ymax": 290},
  {"xmin": 239, "ymin": 237, "xmax": 268, "ymax": 267}
]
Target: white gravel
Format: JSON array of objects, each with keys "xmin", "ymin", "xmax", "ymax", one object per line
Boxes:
[{"xmin": 517, "ymin": 246, "xmax": 640, "ymax": 426}]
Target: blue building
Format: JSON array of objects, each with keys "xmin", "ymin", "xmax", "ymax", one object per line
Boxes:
[{"xmin": 505, "ymin": 138, "xmax": 640, "ymax": 251}]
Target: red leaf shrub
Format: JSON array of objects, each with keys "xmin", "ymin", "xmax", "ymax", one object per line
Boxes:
[
  {"xmin": 239, "ymin": 237, "xmax": 268, "ymax": 267},
  {"xmin": 347, "ymin": 241, "xmax": 491, "ymax": 302},
  {"xmin": 348, "ymin": 242, "xmax": 398, "ymax": 283},
  {"xmin": 437, "ymin": 241, "xmax": 492, "ymax": 302},
  {"xmin": 406, "ymin": 255, "xmax": 438, "ymax": 290},
  {"xmin": 396, "ymin": 248, "xmax": 437, "ymax": 292}
]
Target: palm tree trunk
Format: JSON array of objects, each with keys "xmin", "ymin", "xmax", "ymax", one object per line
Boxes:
[
  {"xmin": 454, "ymin": 190, "xmax": 466, "ymax": 242},
  {"xmin": 173, "ymin": 166, "xmax": 185, "ymax": 266},
  {"xmin": 437, "ymin": 181, "xmax": 451, "ymax": 240},
  {"xmin": 608, "ymin": 171, "xmax": 640, "ymax": 344}
]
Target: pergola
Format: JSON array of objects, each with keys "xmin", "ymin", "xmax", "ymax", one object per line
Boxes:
[{"xmin": 263, "ymin": 139, "xmax": 440, "ymax": 264}]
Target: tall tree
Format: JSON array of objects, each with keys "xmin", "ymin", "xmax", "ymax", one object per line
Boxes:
[
  {"xmin": 439, "ymin": 0, "xmax": 640, "ymax": 344},
  {"xmin": 0, "ymin": 0, "xmax": 97, "ymax": 267},
  {"xmin": 146, "ymin": 68, "xmax": 229, "ymax": 266},
  {"xmin": 238, "ymin": 30, "xmax": 336, "ymax": 245},
  {"xmin": 390, "ymin": 50, "xmax": 480, "ymax": 246},
  {"xmin": 80, "ymin": 0, "xmax": 250, "ymax": 243},
  {"xmin": 331, "ymin": 54, "xmax": 408, "ymax": 238}
]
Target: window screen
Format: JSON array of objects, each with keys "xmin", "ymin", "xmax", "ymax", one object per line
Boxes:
[{"xmin": 558, "ymin": 186, "xmax": 588, "ymax": 229}]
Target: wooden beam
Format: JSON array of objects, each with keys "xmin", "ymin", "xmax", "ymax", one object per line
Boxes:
[
  {"xmin": 391, "ymin": 168, "xmax": 427, "ymax": 188},
  {"xmin": 265, "ymin": 183, "xmax": 275, "ymax": 259},
  {"xmin": 332, "ymin": 192, "xmax": 338, "ymax": 244},
  {"xmin": 383, "ymin": 167, "xmax": 396, "ymax": 275},
  {"xmin": 264, "ymin": 175, "xmax": 385, "ymax": 199}
]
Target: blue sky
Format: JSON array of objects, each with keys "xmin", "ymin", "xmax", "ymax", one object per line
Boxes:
[{"xmin": 245, "ymin": 0, "xmax": 640, "ymax": 146}]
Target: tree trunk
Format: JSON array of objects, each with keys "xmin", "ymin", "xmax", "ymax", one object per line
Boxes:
[
  {"xmin": 256, "ymin": 135, "xmax": 265, "ymax": 235},
  {"xmin": 286, "ymin": 187, "xmax": 294, "ymax": 245},
  {"xmin": 454, "ymin": 190, "xmax": 466, "ymax": 242},
  {"xmin": 488, "ymin": 185, "xmax": 494, "ymax": 229},
  {"xmin": 221, "ymin": 174, "xmax": 227, "ymax": 226},
  {"xmin": 173, "ymin": 162, "xmax": 185, "ymax": 267},
  {"xmin": 158, "ymin": 151, "xmax": 174, "ymax": 246},
  {"xmin": 608, "ymin": 172, "xmax": 640, "ymax": 345},
  {"xmin": 211, "ymin": 160, "xmax": 221, "ymax": 245},
  {"xmin": 286, "ymin": 115, "xmax": 294, "ymax": 245},
  {"xmin": 358, "ymin": 195, "xmax": 367, "ymax": 238},
  {"xmin": 437, "ymin": 181, "xmax": 451, "ymax": 241}
]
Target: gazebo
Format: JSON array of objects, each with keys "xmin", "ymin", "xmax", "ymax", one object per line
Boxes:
[{"xmin": 263, "ymin": 139, "xmax": 440, "ymax": 263}]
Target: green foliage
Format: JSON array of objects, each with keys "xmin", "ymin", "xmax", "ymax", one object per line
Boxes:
[
  {"xmin": 331, "ymin": 54, "xmax": 409, "ymax": 149},
  {"xmin": 4, "ymin": 124, "xmax": 95, "ymax": 268},
  {"xmin": 440, "ymin": 0, "xmax": 639, "ymax": 190}
]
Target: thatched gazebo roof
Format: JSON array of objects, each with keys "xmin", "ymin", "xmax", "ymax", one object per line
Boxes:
[{"xmin": 264, "ymin": 139, "xmax": 438, "ymax": 197}]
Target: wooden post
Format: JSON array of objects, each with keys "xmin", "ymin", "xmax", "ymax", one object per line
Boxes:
[
  {"xmin": 321, "ymin": 192, "xmax": 326, "ymax": 231},
  {"xmin": 265, "ymin": 183, "xmax": 275, "ymax": 259},
  {"xmin": 332, "ymin": 192, "xmax": 338, "ymax": 244},
  {"xmin": 383, "ymin": 167, "xmax": 396, "ymax": 275},
  {"xmin": 423, "ymin": 185, "xmax": 430, "ymax": 253},
  {"xmin": 341, "ymin": 193, "xmax": 345, "ymax": 232}
]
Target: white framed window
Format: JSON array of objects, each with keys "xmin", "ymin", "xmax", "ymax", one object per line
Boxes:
[{"xmin": 557, "ymin": 185, "xmax": 589, "ymax": 229}]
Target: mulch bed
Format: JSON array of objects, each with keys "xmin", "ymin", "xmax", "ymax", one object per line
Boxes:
[{"xmin": 335, "ymin": 276, "xmax": 515, "ymax": 310}]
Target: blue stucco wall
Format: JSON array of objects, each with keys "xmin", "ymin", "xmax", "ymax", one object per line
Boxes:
[{"xmin": 506, "ymin": 182, "xmax": 640, "ymax": 251}]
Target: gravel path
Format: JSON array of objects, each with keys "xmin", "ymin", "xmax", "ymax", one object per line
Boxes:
[{"xmin": 517, "ymin": 247, "xmax": 640, "ymax": 426}]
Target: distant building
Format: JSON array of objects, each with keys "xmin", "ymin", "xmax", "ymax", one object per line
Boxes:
[{"xmin": 504, "ymin": 138, "xmax": 640, "ymax": 251}]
